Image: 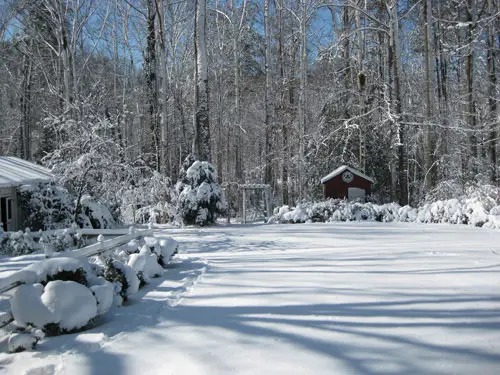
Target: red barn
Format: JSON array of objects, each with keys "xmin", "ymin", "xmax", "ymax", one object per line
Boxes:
[{"xmin": 321, "ymin": 165, "xmax": 373, "ymax": 202}]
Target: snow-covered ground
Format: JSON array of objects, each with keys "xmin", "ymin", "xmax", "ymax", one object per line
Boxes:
[{"xmin": 1, "ymin": 222, "xmax": 500, "ymax": 375}]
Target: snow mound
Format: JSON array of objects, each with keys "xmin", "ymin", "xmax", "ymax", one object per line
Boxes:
[
  {"xmin": 90, "ymin": 280, "xmax": 115, "ymax": 315},
  {"xmin": 121, "ymin": 239, "xmax": 139, "ymax": 253},
  {"xmin": 24, "ymin": 257, "xmax": 89, "ymax": 285},
  {"xmin": 104, "ymin": 260, "xmax": 140, "ymax": 301},
  {"xmin": 10, "ymin": 284, "xmax": 52, "ymax": 328},
  {"xmin": 128, "ymin": 246, "xmax": 164, "ymax": 283},
  {"xmin": 41, "ymin": 280, "xmax": 98, "ymax": 333},
  {"xmin": 158, "ymin": 237, "xmax": 178, "ymax": 266},
  {"xmin": 8, "ymin": 333, "xmax": 38, "ymax": 353}
]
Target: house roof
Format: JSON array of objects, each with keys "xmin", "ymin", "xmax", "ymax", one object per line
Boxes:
[
  {"xmin": 0, "ymin": 156, "xmax": 53, "ymax": 188},
  {"xmin": 321, "ymin": 165, "xmax": 374, "ymax": 184}
]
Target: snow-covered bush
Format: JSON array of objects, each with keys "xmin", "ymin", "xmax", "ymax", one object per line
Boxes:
[
  {"xmin": 18, "ymin": 182, "xmax": 116, "ymax": 231},
  {"xmin": 10, "ymin": 280, "xmax": 98, "ymax": 336},
  {"xmin": 24, "ymin": 257, "xmax": 90, "ymax": 286},
  {"xmin": 0, "ymin": 230, "xmax": 37, "ymax": 256},
  {"xmin": 120, "ymin": 172, "xmax": 175, "ymax": 224},
  {"xmin": 18, "ymin": 182, "xmax": 74, "ymax": 230},
  {"xmin": 175, "ymin": 155, "xmax": 227, "ymax": 226},
  {"xmin": 77, "ymin": 195, "xmax": 116, "ymax": 229},
  {"xmin": 128, "ymin": 245, "xmax": 164, "ymax": 285},
  {"xmin": 41, "ymin": 280, "xmax": 98, "ymax": 335},
  {"xmin": 103, "ymin": 259, "xmax": 140, "ymax": 302},
  {"xmin": 157, "ymin": 237, "xmax": 178, "ymax": 267},
  {"xmin": 269, "ymin": 191, "xmax": 500, "ymax": 229},
  {"xmin": 8, "ymin": 332, "xmax": 42, "ymax": 353},
  {"xmin": 90, "ymin": 279, "xmax": 115, "ymax": 315}
]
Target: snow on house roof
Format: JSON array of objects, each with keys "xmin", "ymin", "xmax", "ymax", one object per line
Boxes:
[
  {"xmin": 320, "ymin": 165, "xmax": 374, "ymax": 184},
  {"xmin": 0, "ymin": 156, "xmax": 53, "ymax": 188}
]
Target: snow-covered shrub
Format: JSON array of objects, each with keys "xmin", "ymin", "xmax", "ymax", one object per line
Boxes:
[
  {"xmin": 18, "ymin": 182, "xmax": 117, "ymax": 231},
  {"xmin": 103, "ymin": 260, "xmax": 140, "ymax": 302},
  {"xmin": 128, "ymin": 245, "xmax": 163, "ymax": 285},
  {"xmin": 77, "ymin": 195, "xmax": 116, "ymax": 229},
  {"xmin": 175, "ymin": 155, "xmax": 227, "ymax": 226},
  {"xmin": 10, "ymin": 284, "xmax": 52, "ymax": 328},
  {"xmin": 24, "ymin": 257, "xmax": 90, "ymax": 286},
  {"xmin": 41, "ymin": 280, "xmax": 98, "ymax": 335},
  {"xmin": 10, "ymin": 280, "xmax": 102, "ymax": 336},
  {"xmin": 8, "ymin": 332, "xmax": 41, "ymax": 353},
  {"xmin": 18, "ymin": 182, "xmax": 74, "ymax": 231},
  {"xmin": 90, "ymin": 280, "xmax": 115, "ymax": 315},
  {"xmin": 157, "ymin": 237, "xmax": 178, "ymax": 267},
  {"xmin": 120, "ymin": 172, "xmax": 175, "ymax": 224},
  {"xmin": 0, "ymin": 230, "xmax": 38, "ymax": 256}
]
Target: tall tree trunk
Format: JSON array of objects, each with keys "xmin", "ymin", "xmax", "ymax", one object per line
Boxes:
[
  {"xmin": 264, "ymin": 0, "xmax": 273, "ymax": 186},
  {"xmin": 389, "ymin": 0, "xmax": 408, "ymax": 205},
  {"xmin": 487, "ymin": 0, "xmax": 497, "ymax": 183},
  {"xmin": 423, "ymin": 0, "xmax": 436, "ymax": 191},
  {"xmin": 297, "ymin": 0, "xmax": 307, "ymax": 200},
  {"xmin": 465, "ymin": 1, "xmax": 477, "ymax": 178},
  {"xmin": 19, "ymin": 49, "xmax": 32, "ymax": 160},
  {"xmin": 233, "ymin": 0, "xmax": 244, "ymax": 183},
  {"xmin": 278, "ymin": 0, "xmax": 289, "ymax": 205},
  {"xmin": 158, "ymin": 0, "xmax": 170, "ymax": 174},
  {"xmin": 193, "ymin": 0, "xmax": 211, "ymax": 161},
  {"xmin": 145, "ymin": 0, "xmax": 160, "ymax": 171}
]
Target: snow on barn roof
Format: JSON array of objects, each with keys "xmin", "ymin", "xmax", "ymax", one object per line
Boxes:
[
  {"xmin": 321, "ymin": 165, "xmax": 374, "ymax": 184},
  {"xmin": 0, "ymin": 156, "xmax": 53, "ymax": 188}
]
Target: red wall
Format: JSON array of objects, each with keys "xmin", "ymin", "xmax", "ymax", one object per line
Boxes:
[{"xmin": 323, "ymin": 173, "xmax": 372, "ymax": 200}]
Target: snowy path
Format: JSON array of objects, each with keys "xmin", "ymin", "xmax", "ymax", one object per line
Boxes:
[{"xmin": 2, "ymin": 222, "xmax": 500, "ymax": 375}]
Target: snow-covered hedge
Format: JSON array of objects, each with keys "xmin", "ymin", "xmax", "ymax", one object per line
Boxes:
[
  {"xmin": 269, "ymin": 198, "xmax": 500, "ymax": 228},
  {"xmin": 0, "ymin": 227, "xmax": 87, "ymax": 256},
  {"xmin": 175, "ymin": 155, "xmax": 227, "ymax": 226},
  {"xmin": 7, "ymin": 235, "xmax": 179, "ymax": 344}
]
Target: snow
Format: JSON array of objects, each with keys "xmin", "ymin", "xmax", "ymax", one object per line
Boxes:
[
  {"xmin": 8, "ymin": 333, "xmax": 38, "ymax": 353},
  {"xmin": 108, "ymin": 260, "xmax": 140, "ymax": 298},
  {"xmin": 128, "ymin": 246, "xmax": 164, "ymax": 282},
  {"xmin": 0, "ymin": 156, "xmax": 53, "ymax": 188},
  {"xmin": 90, "ymin": 281, "xmax": 114, "ymax": 315},
  {"xmin": 41, "ymin": 280, "xmax": 98, "ymax": 332},
  {"xmin": 10, "ymin": 284, "xmax": 52, "ymax": 328},
  {"xmin": 24, "ymin": 257, "xmax": 89, "ymax": 284},
  {"xmin": 2, "ymin": 223, "xmax": 500, "ymax": 374}
]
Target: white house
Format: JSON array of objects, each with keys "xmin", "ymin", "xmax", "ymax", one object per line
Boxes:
[{"xmin": 0, "ymin": 156, "xmax": 53, "ymax": 231}]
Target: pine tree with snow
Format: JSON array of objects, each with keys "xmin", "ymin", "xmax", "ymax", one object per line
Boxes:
[{"xmin": 175, "ymin": 155, "xmax": 226, "ymax": 226}]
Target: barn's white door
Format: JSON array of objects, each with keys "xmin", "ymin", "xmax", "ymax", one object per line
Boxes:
[{"xmin": 348, "ymin": 187, "xmax": 366, "ymax": 202}]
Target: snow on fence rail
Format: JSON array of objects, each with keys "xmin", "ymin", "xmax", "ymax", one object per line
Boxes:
[{"xmin": 0, "ymin": 227, "xmax": 156, "ymax": 329}]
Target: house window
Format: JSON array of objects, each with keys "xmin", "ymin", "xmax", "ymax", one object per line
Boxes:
[{"xmin": 7, "ymin": 198, "xmax": 12, "ymax": 221}]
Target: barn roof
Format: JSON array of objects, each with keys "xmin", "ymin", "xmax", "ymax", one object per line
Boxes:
[
  {"xmin": 0, "ymin": 156, "xmax": 53, "ymax": 188},
  {"xmin": 321, "ymin": 165, "xmax": 374, "ymax": 184}
]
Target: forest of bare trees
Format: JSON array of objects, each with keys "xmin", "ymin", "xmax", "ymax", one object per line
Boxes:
[{"xmin": 0, "ymin": 0, "xmax": 498, "ymax": 208}]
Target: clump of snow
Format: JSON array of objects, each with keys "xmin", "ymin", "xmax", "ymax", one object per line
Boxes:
[
  {"xmin": 41, "ymin": 280, "xmax": 98, "ymax": 334},
  {"xmin": 78, "ymin": 195, "xmax": 116, "ymax": 229},
  {"xmin": 104, "ymin": 260, "xmax": 140, "ymax": 301},
  {"xmin": 128, "ymin": 245, "xmax": 164, "ymax": 284},
  {"xmin": 24, "ymin": 257, "xmax": 90, "ymax": 285},
  {"xmin": 8, "ymin": 333, "xmax": 39, "ymax": 353},
  {"xmin": 90, "ymin": 279, "xmax": 115, "ymax": 315},
  {"xmin": 10, "ymin": 284, "xmax": 52, "ymax": 328},
  {"xmin": 121, "ymin": 239, "xmax": 139, "ymax": 253},
  {"xmin": 158, "ymin": 237, "xmax": 178, "ymax": 266},
  {"xmin": 282, "ymin": 204, "xmax": 308, "ymax": 223}
]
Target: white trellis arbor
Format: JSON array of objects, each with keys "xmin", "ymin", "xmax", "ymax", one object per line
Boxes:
[{"xmin": 241, "ymin": 184, "xmax": 272, "ymax": 224}]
